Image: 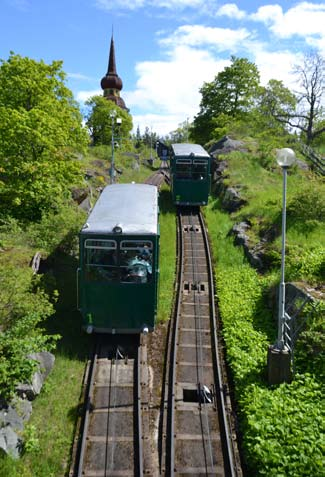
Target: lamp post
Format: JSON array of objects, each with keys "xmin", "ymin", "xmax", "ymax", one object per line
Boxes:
[
  {"xmin": 149, "ymin": 125, "xmax": 153, "ymax": 165},
  {"xmin": 109, "ymin": 110, "xmax": 122, "ymax": 184},
  {"xmin": 268, "ymin": 147, "xmax": 296, "ymax": 385},
  {"xmin": 276, "ymin": 147, "xmax": 296, "ymax": 350}
]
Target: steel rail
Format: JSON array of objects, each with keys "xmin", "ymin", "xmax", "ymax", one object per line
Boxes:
[
  {"xmin": 166, "ymin": 208, "xmax": 185, "ymax": 476},
  {"xmin": 105, "ymin": 346, "xmax": 122, "ymax": 475},
  {"xmin": 136, "ymin": 339, "xmax": 144, "ymax": 476},
  {"xmin": 76, "ymin": 339, "xmax": 100, "ymax": 477}
]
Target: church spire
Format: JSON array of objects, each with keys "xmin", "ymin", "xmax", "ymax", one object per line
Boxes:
[
  {"xmin": 100, "ymin": 34, "xmax": 128, "ymax": 111},
  {"xmin": 107, "ymin": 35, "xmax": 117, "ymax": 76}
]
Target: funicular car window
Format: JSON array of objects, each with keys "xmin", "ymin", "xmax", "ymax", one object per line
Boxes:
[
  {"xmin": 84, "ymin": 239, "xmax": 118, "ymax": 282},
  {"xmin": 175, "ymin": 159, "xmax": 192, "ymax": 179},
  {"xmin": 120, "ymin": 241, "xmax": 153, "ymax": 284},
  {"xmin": 192, "ymin": 159, "xmax": 208, "ymax": 180}
]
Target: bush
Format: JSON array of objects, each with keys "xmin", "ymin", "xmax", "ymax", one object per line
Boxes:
[
  {"xmin": 0, "ymin": 265, "xmax": 56, "ymax": 330},
  {"xmin": 287, "ymin": 246, "xmax": 325, "ymax": 281},
  {"xmin": 294, "ymin": 301, "xmax": 325, "ymax": 379},
  {"xmin": 0, "ymin": 311, "xmax": 59, "ymax": 399},
  {"xmin": 242, "ymin": 376, "xmax": 324, "ymax": 476},
  {"xmin": 287, "ymin": 184, "xmax": 325, "ymax": 223},
  {"xmin": 27, "ymin": 202, "xmax": 86, "ymax": 255},
  {"xmin": 0, "ymin": 261, "xmax": 60, "ymax": 399}
]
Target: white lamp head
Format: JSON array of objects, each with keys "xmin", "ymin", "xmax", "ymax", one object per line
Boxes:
[{"xmin": 276, "ymin": 148, "xmax": 296, "ymax": 168}]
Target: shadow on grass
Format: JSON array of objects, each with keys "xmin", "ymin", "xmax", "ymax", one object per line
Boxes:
[
  {"xmin": 159, "ymin": 188, "xmax": 175, "ymax": 214},
  {"xmin": 41, "ymin": 250, "xmax": 90, "ymax": 361}
]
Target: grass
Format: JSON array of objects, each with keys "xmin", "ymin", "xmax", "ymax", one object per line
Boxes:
[
  {"xmin": 85, "ymin": 144, "xmax": 159, "ymax": 186},
  {"xmin": 223, "ymin": 151, "xmax": 325, "ymax": 284},
  {"xmin": 157, "ymin": 186, "xmax": 176, "ymax": 323},
  {"xmin": 204, "ymin": 197, "xmax": 245, "ymax": 269}
]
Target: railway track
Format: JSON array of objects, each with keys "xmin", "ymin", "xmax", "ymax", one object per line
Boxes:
[
  {"xmin": 71, "ymin": 335, "xmax": 149, "ymax": 477},
  {"xmin": 144, "ymin": 168, "xmax": 170, "ymax": 187},
  {"xmin": 160, "ymin": 207, "xmax": 242, "ymax": 476}
]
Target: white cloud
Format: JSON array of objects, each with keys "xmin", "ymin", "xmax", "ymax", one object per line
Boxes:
[
  {"xmin": 68, "ymin": 72, "xmax": 95, "ymax": 81},
  {"xmin": 251, "ymin": 5, "xmax": 283, "ymax": 25},
  {"xmin": 126, "ymin": 45, "xmax": 227, "ymax": 114},
  {"xmin": 252, "ymin": 48, "xmax": 301, "ymax": 88},
  {"xmin": 95, "ymin": 0, "xmax": 206, "ymax": 11},
  {"xmin": 95, "ymin": 0, "xmax": 145, "ymax": 11},
  {"xmin": 252, "ymin": 2, "xmax": 325, "ymax": 39},
  {"xmin": 159, "ymin": 24, "xmax": 252, "ymax": 51},
  {"xmin": 123, "ymin": 43, "xmax": 229, "ymax": 134},
  {"xmin": 132, "ymin": 113, "xmax": 185, "ymax": 136},
  {"xmin": 76, "ymin": 89, "xmax": 101, "ymax": 102},
  {"xmin": 216, "ymin": 3, "xmax": 246, "ymax": 20}
]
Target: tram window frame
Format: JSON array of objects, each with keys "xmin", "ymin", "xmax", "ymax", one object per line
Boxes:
[
  {"xmin": 120, "ymin": 240, "xmax": 153, "ymax": 284},
  {"xmin": 175, "ymin": 159, "xmax": 192, "ymax": 180},
  {"xmin": 84, "ymin": 239, "xmax": 118, "ymax": 282},
  {"xmin": 192, "ymin": 159, "xmax": 208, "ymax": 180}
]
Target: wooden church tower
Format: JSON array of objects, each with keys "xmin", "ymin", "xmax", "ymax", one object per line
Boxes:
[{"xmin": 100, "ymin": 35, "xmax": 128, "ymax": 111}]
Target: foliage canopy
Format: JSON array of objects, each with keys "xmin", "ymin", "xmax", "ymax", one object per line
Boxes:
[
  {"xmin": 0, "ymin": 53, "xmax": 89, "ymax": 220},
  {"xmin": 85, "ymin": 95, "xmax": 133, "ymax": 146},
  {"xmin": 192, "ymin": 56, "xmax": 260, "ymax": 143}
]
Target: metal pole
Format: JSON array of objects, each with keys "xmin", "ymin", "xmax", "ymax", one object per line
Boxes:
[
  {"xmin": 110, "ymin": 117, "xmax": 114, "ymax": 184},
  {"xmin": 150, "ymin": 125, "xmax": 153, "ymax": 164},
  {"xmin": 277, "ymin": 166, "xmax": 288, "ymax": 349}
]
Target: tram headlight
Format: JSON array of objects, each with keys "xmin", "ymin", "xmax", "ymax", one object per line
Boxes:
[{"xmin": 113, "ymin": 224, "xmax": 122, "ymax": 234}]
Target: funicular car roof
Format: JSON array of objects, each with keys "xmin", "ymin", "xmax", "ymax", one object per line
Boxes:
[
  {"xmin": 171, "ymin": 143, "xmax": 210, "ymax": 158},
  {"xmin": 80, "ymin": 183, "xmax": 159, "ymax": 235}
]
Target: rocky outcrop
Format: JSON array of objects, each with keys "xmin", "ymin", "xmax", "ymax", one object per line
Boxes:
[
  {"xmin": 0, "ymin": 398, "xmax": 32, "ymax": 458},
  {"xmin": 209, "ymin": 135, "xmax": 247, "ymax": 157},
  {"xmin": 0, "ymin": 352, "xmax": 54, "ymax": 457},
  {"xmin": 212, "ymin": 159, "xmax": 247, "ymax": 212},
  {"xmin": 16, "ymin": 352, "xmax": 55, "ymax": 401},
  {"xmin": 210, "ymin": 138, "xmax": 248, "ymax": 212},
  {"xmin": 231, "ymin": 222, "xmax": 266, "ymax": 270},
  {"xmin": 221, "ymin": 187, "xmax": 247, "ymax": 212}
]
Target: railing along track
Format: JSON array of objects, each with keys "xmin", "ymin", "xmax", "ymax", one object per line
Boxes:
[
  {"xmin": 72, "ymin": 335, "xmax": 145, "ymax": 477},
  {"xmin": 161, "ymin": 207, "xmax": 241, "ymax": 476}
]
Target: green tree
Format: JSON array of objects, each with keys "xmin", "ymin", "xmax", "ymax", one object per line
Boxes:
[
  {"xmin": 134, "ymin": 124, "xmax": 142, "ymax": 148},
  {"xmin": 0, "ymin": 52, "xmax": 89, "ymax": 220},
  {"xmin": 166, "ymin": 119, "xmax": 191, "ymax": 143},
  {"xmin": 192, "ymin": 56, "xmax": 260, "ymax": 143},
  {"xmin": 85, "ymin": 95, "xmax": 133, "ymax": 146},
  {"xmin": 143, "ymin": 126, "xmax": 151, "ymax": 147},
  {"xmin": 237, "ymin": 79, "xmax": 297, "ymax": 148},
  {"xmin": 257, "ymin": 79, "xmax": 296, "ymax": 130}
]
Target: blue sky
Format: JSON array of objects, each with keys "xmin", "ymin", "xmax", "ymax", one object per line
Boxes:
[{"xmin": 1, "ymin": 0, "xmax": 325, "ymax": 135}]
